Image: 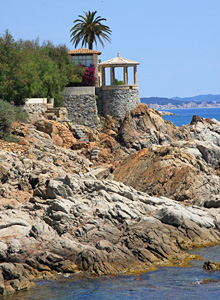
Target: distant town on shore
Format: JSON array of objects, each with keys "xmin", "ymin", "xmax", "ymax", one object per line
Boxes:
[{"xmin": 141, "ymin": 94, "xmax": 220, "ymax": 110}]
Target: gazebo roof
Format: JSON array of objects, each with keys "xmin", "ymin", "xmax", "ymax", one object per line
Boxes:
[
  {"xmin": 99, "ymin": 53, "xmax": 140, "ymax": 67},
  {"xmin": 68, "ymin": 48, "xmax": 101, "ymax": 55}
]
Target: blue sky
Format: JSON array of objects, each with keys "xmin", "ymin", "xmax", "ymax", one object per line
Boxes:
[{"xmin": 1, "ymin": 0, "xmax": 220, "ymax": 98}]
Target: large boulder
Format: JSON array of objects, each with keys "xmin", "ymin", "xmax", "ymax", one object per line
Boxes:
[
  {"xmin": 117, "ymin": 104, "xmax": 190, "ymax": 150},
  {"xmin": 113, "ymin": 144, "xmax": 220, "ymax": 204}
]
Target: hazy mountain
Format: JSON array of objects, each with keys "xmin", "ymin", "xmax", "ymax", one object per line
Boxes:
[
  {"xmin": 141, "ymin": 95, "xmax": 220, "ymax": 105},
  {"xmin": 141, "ymin": 97, "xmax": 185, "ymax": 105},
  {"xmin": 172, "ymin": 94, "xmax": 220, "ymax": 102}
]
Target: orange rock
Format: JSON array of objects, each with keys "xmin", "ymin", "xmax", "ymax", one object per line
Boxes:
[
  {"xmin": 51, "ymin": 132, "xmax": 64, "ymax": 147},
  {"xmin": 113, "ymin": 145, "xmax": 219, "ymax": 203}
]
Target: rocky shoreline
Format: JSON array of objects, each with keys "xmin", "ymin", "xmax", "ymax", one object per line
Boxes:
[
  {"xmin": 158, "ymin": 111, "xmax": 176, "ymax": 116},
  {"xmin": 1, "ymin": 104, "xmax": 220, "ymax": 296}
]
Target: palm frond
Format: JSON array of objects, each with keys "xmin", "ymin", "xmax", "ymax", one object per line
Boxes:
[{"xmin": 70, "ymin": 11, "xmax": 112, "ymax": 49}]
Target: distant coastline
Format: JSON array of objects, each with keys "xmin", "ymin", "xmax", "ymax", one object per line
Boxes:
[
  {"xmin": 141, "ymin": 94, "xmax": 220, "ymax": 111},
  {"xmin": 157, "ymin": 105, "xmax": 220, "ymax": 111},
  {"xmin": 150, "ymin": 103, "xmax": 220, "ymax": 110}
]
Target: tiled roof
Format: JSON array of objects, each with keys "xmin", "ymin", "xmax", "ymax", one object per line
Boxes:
[
  {"xmin": 68, "ymin": 48, "xmax": 101, "ymax": 55},
  {"xmin": 99, "ymin": 53, "xmax": 140, "ymax": 66}
]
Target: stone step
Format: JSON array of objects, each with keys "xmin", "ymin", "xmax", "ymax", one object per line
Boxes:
[
  {"xmin": 65, "ymin": 122, "xmax": 87, "ymax": 140},
  {"xmin": 90, "ymin": 147, "xmax": 100, "ymax": 161},
  {"xmin": 91, "ymin": 155, "xmax": 98, "ymax": 160},
  {"xmin": 91, "ymin": 150, "xmax": 99, "ymax": 155}
]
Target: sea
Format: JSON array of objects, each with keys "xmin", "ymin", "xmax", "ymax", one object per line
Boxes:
[
  {"xmin": 160, "ymin": 107, "xmax": 220, "ymax": 127},
  {"xmin": 7, "ymin": 108, "xmax": 220, "ymax": 300},
  {"xmin": 7, "ymin": 245, "xmax": 220, "ymax": 300}
]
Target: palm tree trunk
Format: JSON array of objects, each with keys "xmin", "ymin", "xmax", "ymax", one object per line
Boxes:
[{"xmin": 88, "ymin": 41, "xmax": 93, "ymax": 50}]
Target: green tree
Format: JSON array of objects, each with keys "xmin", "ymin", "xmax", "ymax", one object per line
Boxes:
[
  {"xmin": 0, "ymin": 31, "xmax": 41, "ymax": 105},
  {"xmin": 70, "ymin": 11, "xmax": 112, "ymax": 50},
  {"xmin": 0, "ymin": 31, "xmax": 81, "ymax": 107}
]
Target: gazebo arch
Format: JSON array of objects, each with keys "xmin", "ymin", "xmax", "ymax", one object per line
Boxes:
[{"xmin": 99, "ymin": 53, "xmax": 140, "ymax": 86}]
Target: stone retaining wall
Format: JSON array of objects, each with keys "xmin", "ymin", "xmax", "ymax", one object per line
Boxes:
[
  {"xmin": 62, "ymin": 86, "xmax": 140, "ymax": 128},
  {"xmin": 24, "ymin": 103, "xmax": 47, "ymax": 116},
  {"xmin": 101, "ymin": 86, "xmax": 140, "ymax": 118},
  {"xmin": 95, "ymin": 87, "xmax": 103, "ymax": 115},
  {"xmin": 62, "ymin": 87, "xmax": 99, "ymax": 128}
]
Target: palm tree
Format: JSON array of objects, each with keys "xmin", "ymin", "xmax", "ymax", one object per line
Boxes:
[{"xmin": 70, "ymin": 11, "xmax": 112, "ymax": 50}]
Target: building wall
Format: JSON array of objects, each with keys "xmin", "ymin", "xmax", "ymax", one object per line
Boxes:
[
  {"xmin": 101, "ymin": 86, "xmax": 140, "ymax": 118},
  {"xmin": 62, "ymin": 87, "xmax": 99, "ymax": 128}
]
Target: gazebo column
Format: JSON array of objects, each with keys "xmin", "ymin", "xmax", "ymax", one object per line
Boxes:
[
  {"xmin": 124, "ymin": 66, "xmax": 128, "ymax": 85},
  {"xmin": 102, "ymin": 67, "xmax": 106, "ymax": 86},
  {"xmin": 134, "ymin": 65, "xmax": 137, "ymax": 85},
  {"xmin": 110, "ymin": 66, "xmax": 115, "ymax": 86}
]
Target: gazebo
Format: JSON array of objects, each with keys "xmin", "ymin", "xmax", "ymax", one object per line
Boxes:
[
  {"xmin": 97, "ymin": 53, "xmax": 141, "ymax": 118},
  {"xmin": 99, "ymin": 53, "xmax": 140, "ymax": 86}
]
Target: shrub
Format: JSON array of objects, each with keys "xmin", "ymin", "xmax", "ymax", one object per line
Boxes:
[
  {"xmin": 0, "ymin": 100, "xmax": 28, "ymax": 141},
  {"xmin": 82, "ymin": 64, "xmax": 96, "ymax": 86}
]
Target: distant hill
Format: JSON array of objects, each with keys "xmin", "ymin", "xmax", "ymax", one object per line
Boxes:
[
  {"xmin": 141, "ymin": 94, "xmax": 220, "ymax": 105},
  {"xmin": 141, "ymin": 97, "xmax": 185, "ymax": 105},
  {"xmin": 172, "ymin": 94, "xmax": 220, "ymax": 102}
]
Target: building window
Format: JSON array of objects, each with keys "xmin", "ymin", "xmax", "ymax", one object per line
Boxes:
[{"xmin": 72, "ymin": 55, "xmax": 94, "ymax": 67}]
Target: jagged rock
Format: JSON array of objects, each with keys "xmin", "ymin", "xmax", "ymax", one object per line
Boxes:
[
  {"xmin": 0, "ymin": 270, "xmax": 4, "ymax": 295},
  {"xmin": 0, "ymin": 242, "xmax": 7, "ymax": 261},
  {"xmin": 0, "ymin": 263, "xmax": 21, "ymax": 280},
  {"xmin": 34, "ymin": 120, "xmax": 53, "ymax": 135},
  {"xmin": 117, "ymin": 104, "xmax": 190, "ymax": 149},
  {"xmin": 0, "ymin": 171, "xmax": 220, "ymax": 294},
  {"xmin": 1, "ymin": 105, "xmax": 220, "ymax": 296},
  {"xmin": 53, "ymin": 260, "xmax": 78, "ymax": 273},
  {"xmin": 7, "ymin": 240, "xmax": 22, "ymax": 254},
  {"xmin": 204, "ymin": 195, "xmax": 220, "ymax": 208},
  {"xmin": 113, "ymin": 145, "xmax": 220, "ymax": 204},
  {"xmin": 187, "ymin": 116, "xmax": 220, "ymax": 147},
  {"xmin": 203, "ymin": 261, "xmax": 220, "ymax": 271}
]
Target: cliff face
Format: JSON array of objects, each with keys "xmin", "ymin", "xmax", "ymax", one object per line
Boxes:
[
  {"xmin": 1, "ymin": 104, "xmax": 220, "ymax": 295},
  {"xmin": 113, "ymin": 144, "xmax": 220, "ymax": 204},
  {"xmin": 117, "ymin": 104, "xmax": 190, "ymax": 150},
  {"xmin": 113, "ymin": 107, "xmax": 220, "ymax": 205},
  {"xmin": 1, "ymin": 157, "xmax": 220, "ymax": 295}
]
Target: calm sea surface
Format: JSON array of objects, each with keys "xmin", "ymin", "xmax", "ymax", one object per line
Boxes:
[
  {"xmin": 161, "ymin": 107, "xmax": 220, "ymax": 127},
  {"xmin": 8, "ymin": 108, "xmax": 220, "ymax": 300},
  {"xmin": 7, "ymin": 245, "xmax": 220, "ymax": 300}
]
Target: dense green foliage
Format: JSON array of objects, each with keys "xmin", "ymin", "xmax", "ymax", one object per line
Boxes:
[
  {"xmin": 115, "ymin": 78, "xmax": 124, "ymax": 85},
  {"xmin": 0, "ymin": 99, "xmax": 28, "ymax": 141},
  {"xmin": 0, "ymin": 30, "xmax": 84, "ymax": 106},
  {"xmin": 70, "ymin": 11, "xmax": 112, "ymax": 50}
]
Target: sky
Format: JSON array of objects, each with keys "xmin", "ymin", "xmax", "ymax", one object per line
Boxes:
[{"xmin": 1, "ymin": 0, "xmax": 220, "ymax": 98}]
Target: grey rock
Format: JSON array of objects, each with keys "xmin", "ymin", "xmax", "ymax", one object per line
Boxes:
[
  {"xmin": 0, "ymin": 263, "xmax": 21, "ymax": 280},
  {"xmin": 8, "ymin": 240, "xmax": 22, "ymax": 254},
  {"xmin": 204, "ymin": 195, "xmax": 220, "ymax": 208}
]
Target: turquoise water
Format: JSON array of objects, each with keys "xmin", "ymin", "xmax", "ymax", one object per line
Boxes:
[
  {"xmin": 161, "ymin": 107, "xmax": 220, "ymax": 127},
  {"xmin": 7, "ymin": 245, "xmax": 220, "ymax": 300}
]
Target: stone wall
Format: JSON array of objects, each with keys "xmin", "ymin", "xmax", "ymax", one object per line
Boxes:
[
  {"xmin": 95, "ymin": 87, "xmax": 103, "ymax": 115},
  {"xmin": 62, "ymin": 86, "xmax": 140, "ymax": 128},
  {"xmin": 101, "ymin": 86, "xmax": 140, "ymax": 118},
  {"xmin": 24, "ymin": 103, "xmax": 47, "ymax": 116},
  {"xmin": 62, "ymin": 87, "xmax": 99, "ymax": 128}
]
